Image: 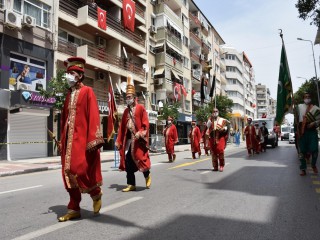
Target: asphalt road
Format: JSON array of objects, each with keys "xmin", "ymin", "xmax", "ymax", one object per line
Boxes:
[{"xmin": 1, "ymin": 141, "xmax": 320, "ymax": 240}]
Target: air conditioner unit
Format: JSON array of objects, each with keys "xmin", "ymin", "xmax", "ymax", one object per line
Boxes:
[
  {"xmin": 97, "ymin": 37, "xmax": 107, "ymax": 48},
  {"xmin": 150, "ymin": 25, "xmax": 157, "ymax": 34},
  {"xmin": 200, "ymin": 54, "xmax": 204, "ymax": 61},
  {"xmin": 96, "ymin": 72, "xmax": 106, "ymax": 81},
  {"xmin": 22, "ymin": 14, "xmax": 36, "ymax": 28},
  {"xmin": 5, "ymin": 10, "xmax": 22, "ymax": 29}
]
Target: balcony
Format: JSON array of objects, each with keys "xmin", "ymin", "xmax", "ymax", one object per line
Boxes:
[
  {"xmin": 202, "ymin": 41, "xmax": 210, "ymax": 54},
  {"xmin": 192, "ymin": 69, "xmax": 201, "ymax": 81},
  {"xmin": 155, "ymin": 3, "xmax": 183, "ymax": 29},
  {"xmin": 190, "ymin": 31, "xmax": 202, "ymax": 46},
  {"xmin": 155, "ymin": 53, "xmax": 183, "ymax": 72},
  {"xmin": 190, "ymin": 51, "xmax": 200, "ymax": 63},
  {"xmin": 189, "ymin": 12, "xmax": 201, "ymax": 26},
  {"xmin": 117, "ymin": 0, "xmax": 145, "ymax": 19},
  {"xmin": 57, "ymin": 38, "xmax": 77, "ymax": 56},
  {"xmin": 58, "ymin": 2, "xmax": 145, "ymax": 51}
]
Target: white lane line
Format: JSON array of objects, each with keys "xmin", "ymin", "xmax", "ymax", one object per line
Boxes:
[
  {"xmin": 0, "ymin": 185, "xmax": 43, "ymax": 195},
  {"xmin": 152, "ymin": 163, "xmax": 164, "ymax": 166},
  {"xmin": 200, "ymin": 162, "xmax": 230, "ymax": 175},
  {"xmin": 12, "ymin": 196, "xmax": 143, "ymax": 240}
]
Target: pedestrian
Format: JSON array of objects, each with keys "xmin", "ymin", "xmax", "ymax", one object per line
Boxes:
[
  {"xmin": 244, "ymin": 118, "xmax": 255, "ymax": 156},
  {"xmin": 115, "ymin": 75, "xmax": 151, "ymax": 191},
  {"xmin": 254, "ymin": 122, "xmax": 262, "ymax": 154},
  {"xmin": 163, "ymin": 116, "xmax": 179, "ymax": 162},
  {"xmin": 58, "ymin": 57, "xmax": 104, "ymax": 222},
  {"xmin": 206, "ymin": 108, "xmax": 228, "ymax": 172},
  {"xmin": 260, "ymin": 121, "xmax": 269, "ymax": 152},
  {"xmin": 235, "ymin": 129, "xmax": 241, "ymax": 146},
  {"xmin": 229, "ymin": 128, "xmax": 235, "ymax": 143},
  {"xmin": 202, "ymin": 121, "xmax": 210, "ymax": 155},
  {"xmin": 296, "ymin": 92, "xmax": 320, "ymax": 176},
  {"xmin": 189, "ymin": 120, "xmax": 202, "ymax": 159}
]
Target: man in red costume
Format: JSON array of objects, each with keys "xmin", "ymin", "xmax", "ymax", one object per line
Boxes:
[
  {"xmin": 163, "ymin": 116, "xmax": 179, "ymax": 162},
  {"xmin": 115, "ymin": 74, "xmax": 151, "ymax": 192},
  {"xmin": 189, "ymin": 120, "xmax": 202, "ymax": 159},
  {"xmin": 58, "ymin": 57, "xmax": 104, "ymax": 222},
  {"xmin": 254, "ymin": 122, "xmax": 262, "ymax": 154},
  {"xmin": 206, "ymin": 108, "xmax": 228, "ymax": 172},
  {"xmin": 244, "ymin": 118, "xmax": 255, "ymax": 156},
  {"xmin": 201, "ymin": 122, "xmax": 210, "ymax": 156}
]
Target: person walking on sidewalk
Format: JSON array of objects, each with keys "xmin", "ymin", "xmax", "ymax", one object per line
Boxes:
[
  {"xmin": 296, "ymin": 92, "xmax": 320, "ymax": 176},
  {"xmin": 163, "ymin": 116, "xmax": 178, "ymax": 162},
  {"xmin": 115, "ymin": 75, "xmax": 151, "ymax": 192},
  {"xmin": 58, "ymin": 57, "xmax": 104, "ymax": 222},
  {"xmin": 206, "ymin": 108, "xmax": 228, "ymax": 172},
  {"xmin": 189, "ymin": 120, "xmax": 202, "ymax": 159},
  {"xmin": 244, "ymin": 118, "xmax": 255, "ymax": 156}
]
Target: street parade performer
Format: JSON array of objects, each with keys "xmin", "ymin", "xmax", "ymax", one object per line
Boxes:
[
  {"xmin": 58, "ymin": 57, "xmax": 104, "ymax": 222},
  {"xmin": 296, "ymin": 92, "xmax": 320, "ymax": 176},
  {"xmin": 206, "ymin": 108, "xmax": 228, "ymax": 172},
  {"xmin": 163, "ymin": 116, "xmax": 179, "ymax": 162},
  {"xmin": 115, "ymin": 74, "xmax": 151, "ymax": 192},
  {"xmin": 189, "ymin": 120, "xmax": 202, "ymax": 159},
  {"xmin": 244, "ymin": 118, "xmax": 255, "ymax": 156}
]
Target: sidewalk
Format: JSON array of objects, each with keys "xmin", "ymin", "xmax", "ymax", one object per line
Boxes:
[{"xmin": 0, "ymin": 144, "xmax": 191, "ymax": 177}]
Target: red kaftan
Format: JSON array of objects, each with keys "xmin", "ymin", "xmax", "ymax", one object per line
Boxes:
[
  {"xmin": 116, "ymin": 104, "xmax": 151, "ymax": 172},
  {"xmin": 189, "ymin": 126, "xmax": 201, "ymax": 153},
  {"xmin": 163, "ymin": 124, "xmax": 178, "ymax": 154},
  {"xmin": 244, "ymin": 124, "xmax": 256, "ymax": 150},
  {"xmin": 60, "ymin": 85, "xmax": 104, "ymax": 193}
]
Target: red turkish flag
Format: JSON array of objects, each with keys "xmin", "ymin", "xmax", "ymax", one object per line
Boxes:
[
  {"xmin": 181, "ymin": 85, "xmax": 187, "ymax": 97},
  {"xmin": 123, "ymin": 0, "xmax": 135, "ymax": 32},
  {"xmin": 107, "ymin": 85, "xmax": 117, "ymax": 142},
  {"xmin": 97, "ymin": 7, "xmax": 107, "ymax": 30}
]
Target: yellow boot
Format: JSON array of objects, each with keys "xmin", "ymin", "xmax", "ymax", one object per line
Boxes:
[
  {"xmin": 92, "ymin": 192, "xmax": 102, "ymax": 214},
  {"xmin": 122, "ymin": 185, "xmax": 136, "ymax": 192},
  {"xmin": 58, "ymin": 210, "xmax": 81, "ymax": 222},
  {"xmin": 145, "ymin": 174, "xmax": 151, "ymax": 189}
]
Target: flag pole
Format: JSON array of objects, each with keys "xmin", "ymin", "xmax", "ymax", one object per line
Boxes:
[{"xmin": 108, "ymin": 72, "xmax": 118, "ymax": 111}]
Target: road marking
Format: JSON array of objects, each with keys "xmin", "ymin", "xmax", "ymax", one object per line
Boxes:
[
  {"xmin": 200, "ymin": 162, "xmax": 230, "ymax": 174},
  {"xmin": 152, "ymin": 163, "xmax": 164, "ymax": 166},
  {"xmin": 0, "ymin": 185, "xmax": 43, "ymax": 195},
  {"xmin": 12, "ymin": 196, "xmax": 143, "ymax": 240},
  {"xmin": 168, "ymin": 157, "xmax": 210, "ymax": 170}
]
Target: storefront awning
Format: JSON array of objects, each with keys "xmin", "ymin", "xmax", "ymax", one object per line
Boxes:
[{"xmin": 154, "ymin": 67, "xmax": 165, "ymax": 76}]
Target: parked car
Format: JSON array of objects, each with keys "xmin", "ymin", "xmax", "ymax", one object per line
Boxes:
[
  {"xmin": 253, "ymin": 118, "xmax": 278, "ymax": 148},
  {"xmin": 288, "ymin": 127, "xmax": 295, "ymax": 144},
  {"xmin": 281, "ymin": 125, "xmax": 291, "ymax": 141}
]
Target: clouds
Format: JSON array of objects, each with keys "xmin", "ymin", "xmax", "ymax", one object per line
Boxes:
[{"xmin": 195, "ymin": 0, "xmax": 319, "ymax": 98}]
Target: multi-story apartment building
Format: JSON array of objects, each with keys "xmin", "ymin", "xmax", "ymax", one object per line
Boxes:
[
  {"xmin": 269, "ymin": 97, "xmax": 277, "ymax": 118},
  {"xmin": 0, "ymin": 0, "xmax": 55, "ymax": 160},
  {"xmin": 256, "ymin": 83, "xmax": 271, "ymax": 118}
]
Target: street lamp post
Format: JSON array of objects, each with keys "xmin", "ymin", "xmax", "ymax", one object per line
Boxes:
[{"xmin": 297, "ymin": 38, "xmax": 320, "ymax": 105}]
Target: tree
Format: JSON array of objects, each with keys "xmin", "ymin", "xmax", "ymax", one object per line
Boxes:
[
  {"xmin": 158, "ymin": 102, "xmax": 180, "ymax": 124},
  {"xmin": 194, "ymin": 95, "xmax": 233, "ymax": 122},
  {"xmin": 293, "ymin": 77, "xmax": 319, "ymax": 104},
  {"xmin": 39, "ymin": 69, "xmax": 69, "ymax": 111},
  {"xmin": 296, "ymin": 0, "xmax": 320, "ymax": 27}
]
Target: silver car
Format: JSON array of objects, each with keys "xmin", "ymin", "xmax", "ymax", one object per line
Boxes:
[{"xmin": 288, "ymin": 127, "xmax": 295, "ymax": 144}]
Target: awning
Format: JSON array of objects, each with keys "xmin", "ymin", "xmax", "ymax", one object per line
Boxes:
[
  {"xmin": 171, "ymin": 69, "xmax": 182, "ymax": 81},
  {"xmin": 154, "ymin": 43, "xmax": 164, "ymax": 48},
  {"xmin": 153, "ymin": 67, "xmax": 165, "ymax": 76},
  {"xmin": 166, "ymin": 42, "xmax": 182, "ymax": 55}
]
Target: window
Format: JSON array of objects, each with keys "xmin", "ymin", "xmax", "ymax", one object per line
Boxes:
[
  {"xmin": 13, "ymin": 0, "xmax": 51, "ymax": 29},
  {"xmin": 183, "ymin": 57, "xmax": 189, "ymax": 68},
  {"xmin": 185, "ymin": 100, "xmax": 190, "ymax": 111},
  {"xmin": 183, "ymin": 36, "xmax": 189, "ymax": 47}
]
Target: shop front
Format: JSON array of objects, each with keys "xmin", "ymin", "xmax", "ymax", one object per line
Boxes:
[{"xmin": 176, "ymin": 113, "xmax": 192, "ymax": 144}]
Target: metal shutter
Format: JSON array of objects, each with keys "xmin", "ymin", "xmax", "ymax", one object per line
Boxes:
[{"xmin": 8, "ymin": 114, "xmax": 47, "ymax": 160}]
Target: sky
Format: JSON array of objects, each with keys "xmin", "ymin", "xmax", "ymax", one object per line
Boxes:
[{"xmin": 194, "ymin": 0, "xmax": 320, "ymax": 100}]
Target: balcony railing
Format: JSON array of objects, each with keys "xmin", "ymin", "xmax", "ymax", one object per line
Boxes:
[
  {"xmin": 189, "ymin": 12, "xmax": 201, "ymax": 26},
  {"xmin": 87, "ymin": 45, "xmax": 144, "ymax": 78},
  {"xmin": 59, "ymin": 0, "xmax": 78, "ymax": 17},
  {"xmin": 190, "ymin": 51, "xmax": 200, "ymax": 63},
  {"xmin": 190, "ymin": 31, "xmax": 202, "ymax": 45},
  {"xmin": 58, "ymin": 38, "xmax": 77, "ymax": 56}
]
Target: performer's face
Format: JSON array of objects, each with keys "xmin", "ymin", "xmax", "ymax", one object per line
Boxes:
[
  {"xmin": 304, "ymin": 94, "xmax": 311, "ymax": 105},
  {"xmin": 126, "ymin": 94, "xmax": 134, "ymax": 106}
]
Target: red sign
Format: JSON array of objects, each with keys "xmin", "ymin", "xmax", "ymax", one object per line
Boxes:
[
  {"xmin": 123, "ymin": 0, "xmax": 135, "ymax": 32},
  {"xmin": 97, "ymin": 7, "xmax": 107, "ymax": 30}
]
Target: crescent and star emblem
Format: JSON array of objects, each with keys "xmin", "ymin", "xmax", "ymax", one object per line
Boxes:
[
  {"xmin": 126, "ymin": 4, "xmax": 133, "ymax": 20},
  {"xmin": 99, "ymin": 12, "xmax": 105, "ymax": 22}
]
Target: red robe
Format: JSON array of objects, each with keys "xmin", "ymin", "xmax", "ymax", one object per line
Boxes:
[
  {"xmin": 207, "ymin": 116, "xmax": 228, "ymax": 154},
  {"xmin": 116, "ymin": 103, "xmax": 151, "ymax": 172},
  {"xmin": 60, "ymin": 84, "xmax": 104, "ymax": 193},
  {"xmin": 189, "ymin": 126, "xmax": 201, "ymax": 153},
  {"xmin": 244, "ymin": 124, "xmax": 255, "ymax": 150},
  {"xmin": 163, "ymin": 124, "xmax": 178, "ymax": 154}
]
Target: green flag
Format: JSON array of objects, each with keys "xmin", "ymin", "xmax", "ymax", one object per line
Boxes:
[{"xmin": 275, "ymin": 40, "xmax": 293, "ymax": 125}]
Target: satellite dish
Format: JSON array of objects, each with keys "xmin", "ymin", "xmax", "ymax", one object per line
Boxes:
[
  {"xmin": 115, "ymin": 83, "xmax": 121, "ymax": 94},
  {"xmin": 142, "ymin": 64, "xmax": 149, "ymax": 73},
  {"xmin": 122, "ymin": 47, "xmax": 128, "ymax": 59},
  {"xmin": 120, "ymin": 82, "xmax": 127, "ymax": 93}
]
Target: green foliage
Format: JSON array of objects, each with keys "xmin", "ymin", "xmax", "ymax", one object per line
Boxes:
[
  {"xmin": 158, "ymin": 102, "xmax": 180, "ymax": 123},
  {"xmin": 296, "ymin": 0, "xmax": 320, "ymax": 27},
  {"xmin": 293, "ymin": 77, "xmax": 319, "ymax": 105},
  {"xmin": 39, "ymin": 69, "xmax": 68, "ymax": 111},
  {"xmin": 194, "ymin": 95, "xmax": 233, "ymax": 122}
]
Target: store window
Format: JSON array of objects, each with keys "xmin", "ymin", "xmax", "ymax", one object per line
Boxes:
[
  {"xmin": 9, "ymin": 52, "xmax": 46, "ymax": 92},
  {"xmin": 13, "ymin": 0, "xmax": 51, "ymax": 29}
]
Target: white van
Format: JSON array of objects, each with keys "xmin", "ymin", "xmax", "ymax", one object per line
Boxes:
[
  {"xmin": 253, "ymin": 118, "xmax": 278, "ymax": 148},
  {"xmin": 280, "ymin": 125, "xmax": 291, "ymax": 141}
]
